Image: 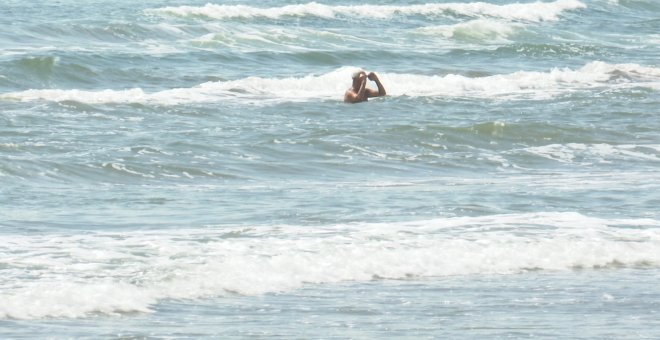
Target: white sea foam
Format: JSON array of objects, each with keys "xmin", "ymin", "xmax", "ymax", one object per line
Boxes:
[
  {"xmin": 2, "ymin": 61, "xmax": 659, "ymax": 105},
  {"xmin": 522, "ymin": 143, "xmax": 660, "ymax": 164},
  {"xmin": 148, "ymin": 0, "xmax": 585, "ymax": 22},
  {"xmin": 1, "ymin": 212, "xmax": 659, "ymax": 319}
]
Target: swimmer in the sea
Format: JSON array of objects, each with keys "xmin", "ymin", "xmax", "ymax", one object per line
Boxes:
[{"xmin": 344, "ymin": 70, "xmax": 386, "ymax": 103}]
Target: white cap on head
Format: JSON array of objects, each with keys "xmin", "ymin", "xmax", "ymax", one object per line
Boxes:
[{"xmin": 352, "ymin": 70, "xmax": 364, "ymax": 79}]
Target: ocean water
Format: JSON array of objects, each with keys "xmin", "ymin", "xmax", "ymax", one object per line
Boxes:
[{"xmin": 1, "ymin": 0, "xmax": 660, "ymax": 337}]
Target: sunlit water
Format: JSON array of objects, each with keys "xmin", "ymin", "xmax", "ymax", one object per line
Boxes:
[{"xmin": 1, "ymin": 0, "xmax": 660, "ymax": 337}]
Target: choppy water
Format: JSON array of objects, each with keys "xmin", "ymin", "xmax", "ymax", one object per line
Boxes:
[{"xmin": 1, "ymin": 0, "xmax": 660, "ymax": 338}]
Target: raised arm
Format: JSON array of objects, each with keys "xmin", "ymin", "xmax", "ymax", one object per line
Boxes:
[{"xmin": 367, "ymin": 72, "xmax": 386, "ymax": 97}]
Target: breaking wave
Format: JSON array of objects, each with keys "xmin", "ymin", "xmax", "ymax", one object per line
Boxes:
[
  {"xmin": 148, "ymin": 0, "xmax": 586, "ymax": 23},
  {"xmin": 2, "ymin": 61, "xmax": 659, "ymax": 105},
  {"xmin": 1, "ymin": 212, "xmax": 659, "ymax": 319}
]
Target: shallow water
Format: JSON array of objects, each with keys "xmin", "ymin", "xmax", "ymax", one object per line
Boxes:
[{"xmin": 1, "ymin": 0, "xmax": 660, "ymax": 337}]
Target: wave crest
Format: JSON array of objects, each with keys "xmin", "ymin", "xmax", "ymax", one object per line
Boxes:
[
  {"xmin": 416, "ymin": 19, "xmax": 524, "ymax": 42},
  {"xmin": 148, "ymin": 0, "xmax": 586, "ymax": 22},
  {"xmin": 3, "ymin": 61, "xmax": 659, "ymax": 105},
  {"xmin": 1, "ymin": 212, "xmax": 659, "ymax": 319}
]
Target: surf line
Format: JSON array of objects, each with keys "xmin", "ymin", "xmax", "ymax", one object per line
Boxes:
[{"xmin": 148, "ymin": 0, "xmax": 586, "ymax": 23}]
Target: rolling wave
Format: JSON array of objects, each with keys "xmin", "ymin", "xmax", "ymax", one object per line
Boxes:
[
  {"xmin": 1, "ymin": 212, "xmax": 659, "ymax": 319},
  {"xmin": 148, "ymin": 0, "xmax": 586, "ymax": 22},
  {"xmin": 2, "ymin": 61, "xmax": 659, "ymax": 105},
  {"xmin": 416, "ymin": 19, "xmax": 524, "ymax": 42},
  {"xmin": 6, "ymin": 55, "xmax": 99, "ymax": 86}
]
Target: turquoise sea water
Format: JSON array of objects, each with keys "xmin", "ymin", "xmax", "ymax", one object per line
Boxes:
[{"xmin": 1, "ymin": 0, "xmax": 660, "ymax": 338}]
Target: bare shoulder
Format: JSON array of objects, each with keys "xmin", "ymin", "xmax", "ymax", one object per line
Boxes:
[{"xmin": 344, "ymin": 88, "xmax": 356, "ymax": 102}]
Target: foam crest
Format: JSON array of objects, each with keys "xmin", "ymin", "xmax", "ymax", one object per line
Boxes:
[
  {"xmin": 2, "ymin": 62, "xmax": 659, "ymax": 105},
  {"xmin": 1, "ymin": 212, "xmax": 659, "ymax": 319},
  {"xmin": 382, "ymin": 61, "xmax": 660, "ymax": 98},
  {"xmin": 522, "ymin": 143, "xmax": 660, "ymax": 164},
  {"xmin": 148, "ymin": 0, "xmax": 586, "ymax": 22}
]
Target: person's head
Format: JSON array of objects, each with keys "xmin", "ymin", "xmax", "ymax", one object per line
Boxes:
[{"xmin": 351, "ymin": 70, "xmax": 365, "ymax": 89}]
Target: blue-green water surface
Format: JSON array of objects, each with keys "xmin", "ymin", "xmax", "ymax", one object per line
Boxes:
[{"xmin": 1, "ymin": 0, "xmax": 660, "ymax": 338}]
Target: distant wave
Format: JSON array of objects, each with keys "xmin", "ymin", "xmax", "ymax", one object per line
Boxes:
[
  {"xmin": 148, "ymin": 0, "xmax": 586, "ymax": 22},
  {"xmin": 3, "ymin": 61, "xmax": 659, "ymax": 105},
  {"xmin": 1, "ymin": 212, "xmax": 658, "ymax": 319},
  {"xmin": 415, "ymin": 19, "xmax": 525, "ymax": 42}
]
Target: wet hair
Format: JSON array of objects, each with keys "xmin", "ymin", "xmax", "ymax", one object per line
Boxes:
[{"xmin": 352, "ymin": 70, "xmax": 364, "ymax": 79}]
